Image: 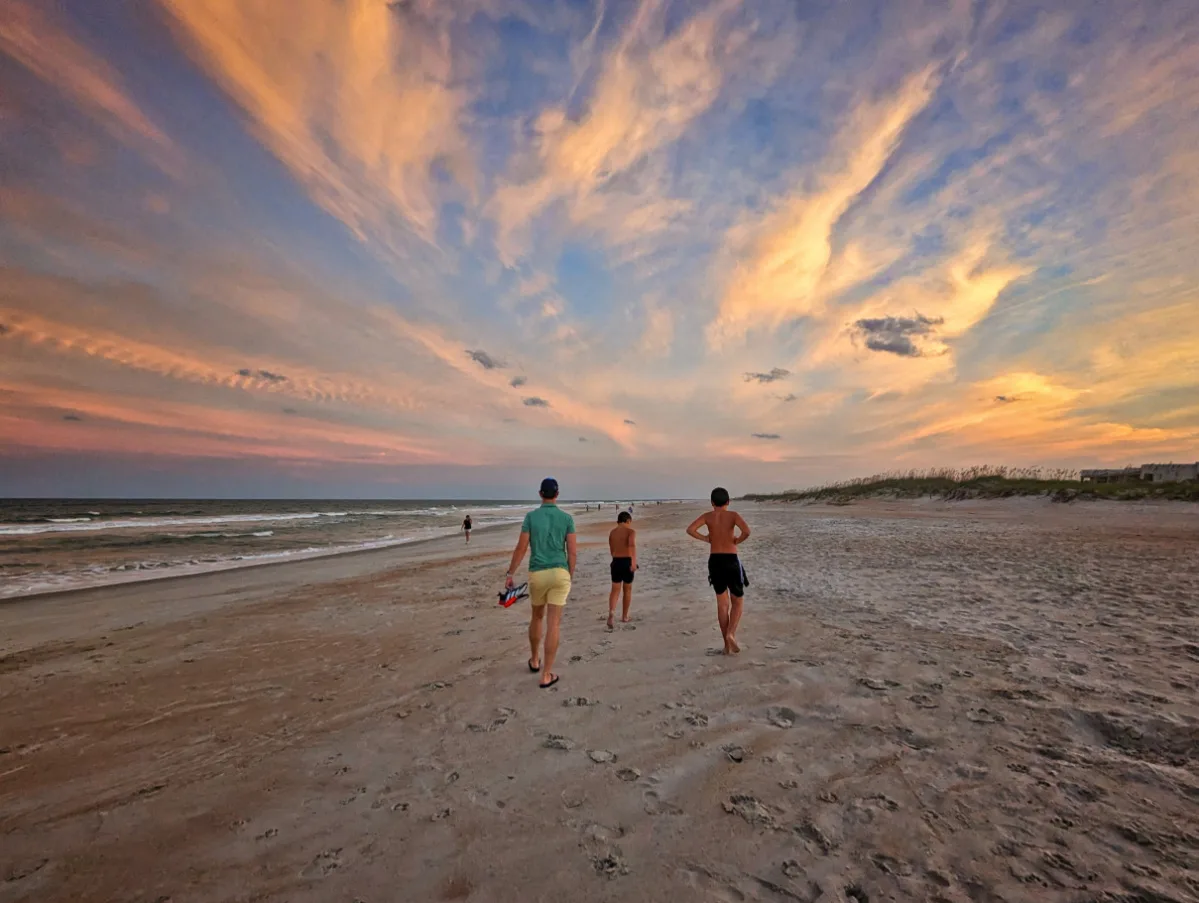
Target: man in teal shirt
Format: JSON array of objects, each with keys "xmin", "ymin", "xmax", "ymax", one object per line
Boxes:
[{"xmin": 505, "ymin": 477, "xmax": 576, "ymax": 688}]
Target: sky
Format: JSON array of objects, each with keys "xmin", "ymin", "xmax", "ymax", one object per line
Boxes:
[{"xmin": 1, "ymin": 0, "xmax": 1198, "ymax": 499}]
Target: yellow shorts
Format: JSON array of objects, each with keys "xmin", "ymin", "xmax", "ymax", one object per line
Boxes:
[{"xmin": 529, "ymin": 567, "xmax": 571, "ymax": 607}]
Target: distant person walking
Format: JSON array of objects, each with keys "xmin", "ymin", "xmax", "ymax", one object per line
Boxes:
[
  {"xmin": 607, "ymin": 510, "xmax": 637, "ymax": 628},
  {"xmin": 462, "ymin": 514, "xmax": 472, "ymax": 543},
  {"xmin": 504, "ymin": 478, "xmax": 576, "ymax": 688},
  {"xmin": 686, "ymin": 487, "xmax": 751, "ymax": 654}
]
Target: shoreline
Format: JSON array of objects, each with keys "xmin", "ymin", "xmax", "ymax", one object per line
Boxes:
[{"xmin": 0, "ymin": 517, "xmax": 523, "ymax": 605}]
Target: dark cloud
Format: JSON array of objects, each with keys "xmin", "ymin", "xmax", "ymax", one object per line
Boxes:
[
  {"xmin": 852, "ymin": 314, "xmax": 944, "ymax": 357},
  {"xmin": 994, "ymin": 395, "xmax": 1021, "ymax": 404},
  {"xmin": 623, "ymin": 419, "xmax": 636, "ymax": 425},
  {"xmin": 744, "ymin": 367, "xmax": 790, "ymax": 384},
  {"xmin": 509, "ymin": 375, "xmax": 527, "ymax": 387},
  {"xmin": 282, "ymin": 407, "xmax": 299, "ymax": 415},
  {"xmin": 62, "ymin": 413, "xmax": 83, "ymax": 422},
  {"xmin": 523, "ymin": 396, "xmax": 550, "ymax": 407},
  {"xmin": 236, "ymin": 368, "xmax": 288, "ymax": 382},
  {"xmin": 778, "ymin": 393, "xmax": 797, "ymax": 403},
  {"xmin": 466, "ymin": 349, "xmax": 506, "ymax": 370},
  {"xmin": 0, "ymin": 324, "xmax": 9, "ymax": 335},
  {"xmin": 578, "ymin": 436, "xmax": 588, "ymax": 442},
  {"xmin": 751, "ymin": 432, "xmax": 781, "ymax": 440}
]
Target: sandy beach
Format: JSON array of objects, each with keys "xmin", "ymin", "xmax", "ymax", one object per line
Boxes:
[{"xmin": 1, "ymin": 499, "xmax": 1197, "ymax": 903}]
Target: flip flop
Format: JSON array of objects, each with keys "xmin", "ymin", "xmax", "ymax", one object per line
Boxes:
[
  {"xmin": 528, "ymin": 659, "xmax": 540, "ymax": 673},
  {"xmin": 539, "ymin": 674, "xmax": 559, "ymax": 689}
]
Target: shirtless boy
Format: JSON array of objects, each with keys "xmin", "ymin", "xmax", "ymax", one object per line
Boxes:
[
  {"xmin": 686, "ymin": 487, "xmax": 751, "ymax": 654},
  {"xmin": 607, "ymin": 511, "xmax": 637, "ymax": 629}
]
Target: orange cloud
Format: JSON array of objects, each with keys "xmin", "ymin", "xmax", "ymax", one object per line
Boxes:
[
  {"xmin": 158, "ymin": 0, "xmax": 473, "ymax": 244},
  {"xmin": 490, "ymin": 0, "xmax": 742, "ymax": 260},
  {"xmin": 0, "ymin": 381, "xmax": 453, "ymax": 464},
  {"xmin": 0, "ymin": 0, "xmax": 181, "ymax": 172},
  {"xmin": 709, "ymin": 67, "xmax": 938, "ymax": 345}
]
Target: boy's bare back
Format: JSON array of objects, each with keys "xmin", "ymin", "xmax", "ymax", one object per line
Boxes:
[
  {"xmin": 609, "ymin": 524, "xmax": 635, "ymax": 557},
  {"xmin": 699, "ymin": 508, "xmax": 749, "ymax": 554}
]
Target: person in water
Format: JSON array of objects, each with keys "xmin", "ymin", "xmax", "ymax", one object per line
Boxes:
[
  {"xmin": 505, "ymin": 478, "xmax": 576, "ymax": 688},
  {"xmin": 607, "ymin": 510, "xmax": 637, "ymax": 628},
  {"xmin": 462, "ymin": 514, "xmax": 472, "ymax": 543},
  {"xmin": 686, "ymin": 487, "xmax": 751, "ymax": 654}
]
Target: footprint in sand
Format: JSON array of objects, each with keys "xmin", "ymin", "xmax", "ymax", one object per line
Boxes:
[
  {"xmin": 965, "ymin": 707, "xmax": 1005, "ymax": 724},
  {"xmin": 588, "ymin": 749, "xmax": 617, "ymax": 764},
  {"xmin": 907, "ymin": 694, "xmax": 939, "ymax": 709},
  {"xmin": 301, "ymin": 849, "xmax": 343, "ymax": 878},
  {"xmin": 544, "ymin": 734, "xmax": 575, "ymax": 750},
  {"xmin": 858, "ymin": 678, "xmax": 901, "ymax": 691},
  {"xmin": 766, "ymin": 706, "xmax": 797, "ymax": 728},
  {"xmin": 617, "ymin": 767, "xmax": 641, "ymax": 782},
  {"xmin": 721, "ymin": 794, "xmax": 777, "ymax": 828},
  {"xmin": 722, "ymin": 744, "xmax": 746, "ymax": 763}
]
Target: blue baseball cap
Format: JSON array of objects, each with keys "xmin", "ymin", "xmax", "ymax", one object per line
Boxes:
[{"xmin": 539, "ymin": 477, "xmax": 559, "ymax": 497}]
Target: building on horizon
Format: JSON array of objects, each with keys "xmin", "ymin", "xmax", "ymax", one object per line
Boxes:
[{"xmin": 1080, "ymin": 462, "xmax": 1199, "ymax": 484}]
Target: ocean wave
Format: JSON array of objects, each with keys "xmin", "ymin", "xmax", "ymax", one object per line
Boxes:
[
  {"xmin": 0, "ymin": 512, "xmax": 340, "ymax": 536},
  {"xmin": 0, "ymin": 517, "xmax": 524, "ymax": 599}
]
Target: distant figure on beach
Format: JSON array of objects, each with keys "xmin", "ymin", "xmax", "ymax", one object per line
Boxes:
[
  {"xmin": 462, "ymin": 514, "xmax": 472, "ymax": 543},
  {"xmin": 505, "ymin": 478, "xmax": 576, "ymax": 688},
  {"xmin": 686, "ymin": 487, "xmax": 751, "ymax": 654},
  {"xmin": 607, "ymin": 511, "xmax": 637, "ymax": 629}
]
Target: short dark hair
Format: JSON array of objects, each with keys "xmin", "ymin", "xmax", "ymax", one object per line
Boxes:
[
  {"xmin": 539, "ymin": 477, "xmax": 559, "ymax": 499},
  {"xmin": 617, "ymin": 511, "xmax": 631, "ymax": 523},
  {"xmin": 711, "ymin": 486, "xmax": 730, "ymax": 507}
]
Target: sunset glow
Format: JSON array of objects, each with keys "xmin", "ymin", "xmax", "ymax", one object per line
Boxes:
[{"xmin": 2, "ymin": 0, "xmax": 1197, "ymax": 497}]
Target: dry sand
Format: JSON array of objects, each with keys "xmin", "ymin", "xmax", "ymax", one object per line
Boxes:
[{"xmin": 1, "ymin": 499, "xmax": 1197, "ymax": 903}]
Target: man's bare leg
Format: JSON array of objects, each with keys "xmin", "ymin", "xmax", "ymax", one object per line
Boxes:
[
  {"xmin": 621, "ymin": 584, "xmax": 632, "ymax": 622},
  {"xmin": 716, "ymin": 591, "xmax": 732, "ymax": 653},
  {"xmin": 528, "ymin": 605, "xmax": 546, "ymax": 669},
  {"xmin": 541, "ymin": 605, "xmax": 564, "ymax": 685},
  {"xmin": 607, "ymin": 584, "xmax": 620, "ymax": 629},
  {"xmin": 726, "ymin": 594, "xmax": 744, "ymax": 654}
]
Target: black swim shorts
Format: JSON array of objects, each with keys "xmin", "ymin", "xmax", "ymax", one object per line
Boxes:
[
  {"xmin": 610, "ymin": 556, "xmax": 635, "ymax": 584},
  {"xmin": 708, "ymin": 553, "xmax": 747, "ymax": 597}
]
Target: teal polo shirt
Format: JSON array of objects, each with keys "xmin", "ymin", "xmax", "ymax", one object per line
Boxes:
[{"xmin": 521, "ymin": 502, "xmax": 575, "ymax": 572}]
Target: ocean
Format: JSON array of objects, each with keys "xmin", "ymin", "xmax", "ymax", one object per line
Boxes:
[{"xmin": 0, "ymin": 498, "xmax": 607, "ymax": 599}]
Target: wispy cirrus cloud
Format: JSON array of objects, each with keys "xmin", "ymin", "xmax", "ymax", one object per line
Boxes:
[
  {"xmin": 157, "ymin": 0, "xmax": 474, "ymax": 248},
  {"xmin": 0, "ymin": 0, "xmax": 181, "ymax": 172}
]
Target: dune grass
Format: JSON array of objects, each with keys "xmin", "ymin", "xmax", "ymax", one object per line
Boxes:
[{"xmin": 744, "ymin": 466, "xmax": 1199, "ymax": 503}]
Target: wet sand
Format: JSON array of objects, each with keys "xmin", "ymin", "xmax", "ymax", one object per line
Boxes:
[{"xmin": 1, "ymin": 499, "xmax": 1197, "ymax": 903}]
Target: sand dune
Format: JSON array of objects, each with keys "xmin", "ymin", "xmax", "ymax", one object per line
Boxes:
[{"xmin": 1, "ymin": 499, "xmax": 1196, "ymax": 902}]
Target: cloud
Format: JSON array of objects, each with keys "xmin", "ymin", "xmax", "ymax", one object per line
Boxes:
[
  {"xmin": 523, "ymin": 396, "xmax": 551, "ymax": 407},
  {"xmin": 158, "ymin": 0, "xmax": 474, "ymax": 245},
  {"xmin": 578, "ymin": 436, "xmax": 588, "ymax": 442},
  {"xmin": 466, "ymin": 349, "xmax": 506, "ymax": 371},
  {"xmin": 236, "ymin": 368, "xmax": 289, "ymax": 383},
  {"xmin": 0, "ymin": 324, "xmax": 8, "ymax": 335},
  {"xmin": 62, "ymin": 413, "xmax": 83, "ymax": 422},
  {"xmin": 751, "ymin": 432, "xmax": 781, "ymax": 440},
  {"xmin": 994, "ymin": 395, "xmax": 1021, "ymax": 404},
  {"xmin": 624, "ymin": 419, "xmax": 636, "ymax": 425},
  {"xmin": 778, "ymin": 393, "xmax": 797, "ymax": 403},
  {"xmin": 744, "ymin": 368, "xmax": 790, "ymax": 384},
  {"xmin": 0, "ymin": 0, "xmax": 180, "ymax": 172},
  {"xmin": 282, "ymin": 407, "xmax": 299, "ymax": 415},
  {"xmin": 509, "ymin": 375, "xmax": 527, "ymax": 387},
  {"xmin": 710, "ymin": 68, "xmax": 939, "ymax": 345},
  {"xmin": 852, "ymin": 314, "xmax": 945, "ymax": 358},
  {"xmin": 490, "ymin": 0, "xmax": 744, "ymax": 260}
]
